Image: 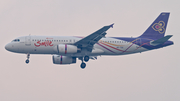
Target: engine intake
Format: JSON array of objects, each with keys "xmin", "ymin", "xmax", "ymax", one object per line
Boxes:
[{"xmin": 52, "ymin": 55, "xmax": 76, "ymax": 64}]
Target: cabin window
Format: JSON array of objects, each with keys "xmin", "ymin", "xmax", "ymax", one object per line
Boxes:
[{"xmin": 12, "ymin": 39, "xmax": 20, "ymax": 42}]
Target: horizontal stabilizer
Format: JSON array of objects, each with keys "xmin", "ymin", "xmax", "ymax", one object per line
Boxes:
[{"xmin": 150, "ymin": 35, "xmax": 173, "ymax": 46}]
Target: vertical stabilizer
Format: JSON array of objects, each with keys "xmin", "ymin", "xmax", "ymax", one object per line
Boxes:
[{"xmin": 139, "ymin": 12, "xmax": 170, "ymax": 39}]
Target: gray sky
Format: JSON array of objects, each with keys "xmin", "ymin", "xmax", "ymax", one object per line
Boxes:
[{"xmin": 0, "ymin": 0, "xmax": 179, "ymax": 101}]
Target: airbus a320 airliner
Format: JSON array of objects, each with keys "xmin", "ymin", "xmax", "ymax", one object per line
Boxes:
[{"xmin": 5, "ymin": 12, "xmax": 174, "ymax": 69}]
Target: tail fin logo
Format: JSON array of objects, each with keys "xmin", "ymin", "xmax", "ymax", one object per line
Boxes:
[{"xmin": 152, "ymin": 21, "xmax": 165, "ymax": 34}]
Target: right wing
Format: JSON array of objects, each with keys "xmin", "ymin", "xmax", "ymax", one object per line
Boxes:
[{"xmin": 74, "ymin": 24, "xmax": 114, "ymax": 51}]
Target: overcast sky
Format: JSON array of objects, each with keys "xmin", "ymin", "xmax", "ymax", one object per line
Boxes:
[{"xmin": 0, "ymin": 0, "xmax": 180, "ymax": 101}]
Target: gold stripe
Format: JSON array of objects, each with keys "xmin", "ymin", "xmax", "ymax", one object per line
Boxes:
[{"xmin": 128, "ymin": 38, "xmax": 139, "ymax": 45}]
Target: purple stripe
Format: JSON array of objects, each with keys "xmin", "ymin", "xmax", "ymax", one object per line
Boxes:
[
  {"xmin": 123, "ymin": 43, "xmax": 134, "ymax": 52},
  {"xmin": 97, "ymin": 43, "xmax": 115, "ymax": 53},
  {"xmin": 60, "ymin": 55, "xmax": 62, "ymax": 64},
  {"xmin": 65, "ymin": 44, "xmax": 67, "ymax": 54},
  {"xmin": 65, "ymin": 44, "xmax": 67, "ymax": 50}
]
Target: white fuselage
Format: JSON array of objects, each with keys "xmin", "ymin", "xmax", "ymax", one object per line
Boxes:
[{"xmin": 5, "ymin": 36, "xmax": 148, "ymax": 57}]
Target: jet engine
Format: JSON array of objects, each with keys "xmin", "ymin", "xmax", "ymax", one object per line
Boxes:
[
  {"xmin": 52, "ymin": 55, "xmax": 76, "ymax": 64},
  {"xmin": 53, "ymin": 44, "xmax": 79, "ymax": 54}
]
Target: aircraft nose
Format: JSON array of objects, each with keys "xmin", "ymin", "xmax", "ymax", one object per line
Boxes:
[
  {"xmin": 5, "ymin": 43, "xmax": 12, "ymax": 51},
  {"xmin": 5, "ymin": 43, "xmax": 18, "ymax": 52},
  {"xmin": 5, "ymin": 43, "xmax": 10, "ymax": 51}
]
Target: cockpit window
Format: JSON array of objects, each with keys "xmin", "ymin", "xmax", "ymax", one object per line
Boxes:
[{"xmin": 12, "ymin": 39, "xmax": 20, "ymax": 42}]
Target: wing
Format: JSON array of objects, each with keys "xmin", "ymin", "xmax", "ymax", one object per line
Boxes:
[{"xmin": 74, "ymin": 24, "xmax": 114, "ymax": 51}]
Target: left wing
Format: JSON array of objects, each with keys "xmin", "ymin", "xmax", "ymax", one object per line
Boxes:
[{"xmin": 74, "ymin": 24, "xmax": 114, "ymax": 51}]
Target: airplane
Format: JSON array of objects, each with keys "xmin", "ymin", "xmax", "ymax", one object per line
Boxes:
[{"xmin": 5, "ymin": 12, "xmax": 174, "ymax": 69}]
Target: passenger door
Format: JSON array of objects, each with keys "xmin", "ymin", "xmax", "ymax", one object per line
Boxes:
[{"xmin": 25, "ymin": 36, "xmax": 31, "ymax": 46}]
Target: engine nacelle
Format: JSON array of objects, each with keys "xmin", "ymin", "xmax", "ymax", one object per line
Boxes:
[
  {"xmin": 54, "ymin": 44, "xmax": 78, "ymax": 54},
  {"xmin": 52, "ymin": 55, "xmax": 76, "ymax": 64}
]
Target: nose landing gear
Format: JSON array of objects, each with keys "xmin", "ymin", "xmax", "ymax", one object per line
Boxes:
[
  {"xmin": 25, "ymin": 59, "xmax": 29, "ymax": 64},
  {"xmin": 25, "ymin": 53, "xmax": 30, "ymax": 64}
]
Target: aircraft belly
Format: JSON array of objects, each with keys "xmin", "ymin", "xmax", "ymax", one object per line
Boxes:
[{"xmin": 94, "ymin": 43, "xmax": 148, "ymax": 55}]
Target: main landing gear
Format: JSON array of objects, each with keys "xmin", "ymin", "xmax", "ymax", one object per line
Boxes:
[
  {"xmin": 84, "ymin": 55, "xmax": 89, "ymax": 62},
  {"xmin": 25, "ymin": 53, "xmax": 30, "ymax": 64},
  {"xmin": 79, "ymin": 56, "xmax": 89, "ymax": 69},
  {"xmin": 81, "ymin": 62, "xmax": 86, "ymax": 69}
]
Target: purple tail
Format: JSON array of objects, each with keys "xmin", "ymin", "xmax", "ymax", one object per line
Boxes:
[{"xmin": 139, "ymin": 12, "xmax": 170, "ymax": 39}]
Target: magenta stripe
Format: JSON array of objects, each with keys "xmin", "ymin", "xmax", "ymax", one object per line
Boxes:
[{"xmin": 97, "ymin": 43, "xmax": 115, "ymax": 53}]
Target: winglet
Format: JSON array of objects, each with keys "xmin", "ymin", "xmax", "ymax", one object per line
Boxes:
[{"xmin": 110, "ymin": 23, "xmax": 114, "ymax": 28}]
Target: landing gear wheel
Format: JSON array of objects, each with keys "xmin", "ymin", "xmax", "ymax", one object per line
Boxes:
[
  {"xmin": 25, "ymin": 53, "xmax": 30, "ymax": 64},
  {"xmin": 84, "ymin": 56, "xmax": 89, "ymax": 62},
  {"xmin": 80, "ymin": 62, "xmax": 86, "ymax": 69},
  {"xmin": 25, "ymin": 59, "xmax": 29, "ymax": 64}
]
